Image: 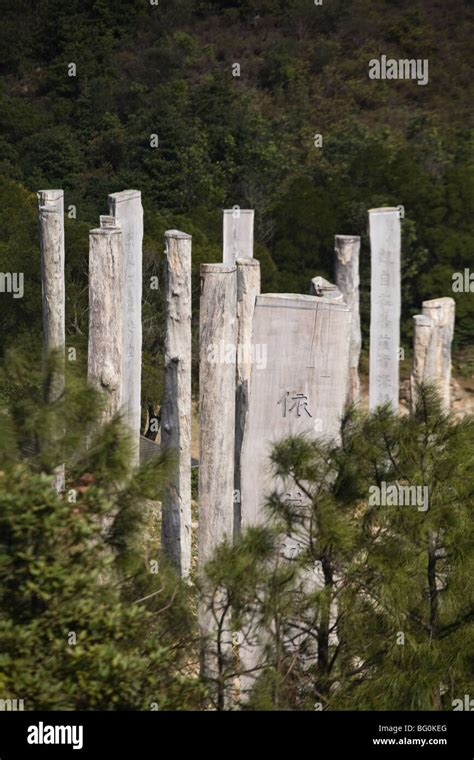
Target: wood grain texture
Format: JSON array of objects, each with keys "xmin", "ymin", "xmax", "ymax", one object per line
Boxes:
[
  {"xmin": 335, "ymin": 235, "xmax": 361, "ymax": 406},
  {"xmin": 161, "ymin": 230, "xmax": 192, "ymax": 578}
]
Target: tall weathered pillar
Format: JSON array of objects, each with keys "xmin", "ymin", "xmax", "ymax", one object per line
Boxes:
[
  {"xmin": 368, "ymin": 207, "xmax": 401, "ymax": 411},
  {"xmin": 38, "ymin": 190, "xmax": 66, "ymax": 492},
  {"xmin": 108, "ymin": 190, "xmax": 143, "ymax": 463},
  {"xmin": 411, "ymin": 297, "xmax": 455, "ymax": 411},
  {"xmin": 223, "ymin": 209, "xmax": 254, "ymax": 264},
  {"xmin": 87, "ymin": 216, "xmax": 124, "ymax": 424},
  {"xmin": 335, "ymin": 235, "xmax": 361, "ymax": 406},
  {"xmin": 198, "ymin": 263, "xmax": 237, "ymax": 704},
  {"xmin": 161, "ymin": 230, "xmax": 192, "ymax": 578},
  {"xmin": 234, "ymin": 257, "xmax": 261, "ymax": 536},
  {"xmin": 239, "ymin": 291, "xmax": 351, "ymax": 693}
]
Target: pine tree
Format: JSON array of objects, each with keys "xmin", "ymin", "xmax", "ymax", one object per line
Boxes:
[{"xmin": 0, "ymin": 351, "xmax": 202, "ymax": 710}]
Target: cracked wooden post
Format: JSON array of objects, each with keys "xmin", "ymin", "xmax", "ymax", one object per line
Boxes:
[
  {"xmin": 87, "ymin": 216, "xmax": 124, "ymax": 424},
  {"xmin": 198, "ymin": 263, "xmax": 237, "ymax": 706},
  {"xmin": 38, "ymin": 189, "xmax": 66, "ymax": 492},
  {"xmin": 411, "ymin": 297, "xmax": 455, "ymax": 411},
  {"xmin": 234, "ymin": 257, "xmax": 260, "ymax": 537},
  {"xmin": 223, "ymin": 209, "xmax": 254, "ymax": 264},
  {"xmin": 368, "ymin": 207, "xmax": 401, "ymax": 411},
  {"xmin": 161, "ymin": 230, "xmax": 192, "ymax": 578},
  {"xmin": 108, "ymin": 190, "xmax": 143, "ymax": 465},
  {"xmin": 335, "ymin": 235, "xmax": 361, "ymax": 405}
]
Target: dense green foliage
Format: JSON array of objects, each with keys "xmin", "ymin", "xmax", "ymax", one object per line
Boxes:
[
  {"xmin": 0, "ymin": 354, "xmax": 202, "ymax": 709},
  {"xmin": 1, "ymin": 0, "xmax": 473, "ymax": 379}
]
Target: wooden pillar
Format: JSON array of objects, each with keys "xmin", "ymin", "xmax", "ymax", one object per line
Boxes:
[
  {"xmin": 108, "ymin": 190, "xmax": 143, "ymax": 464},
  {"xmin": 234, "ymin": 257, "xmax": 260, "ymax": 537},
  {"xmin": 335, "ymin": 235, "xmax": 361, "ymax": 405},
  {"xmin": 223, "ymin": 209, "xmax": 254, "ymax": 264},
  {"xmin": 87, "ymin": 217, "xmax": 124, "ymax": 423},
  {"xmin": 368, "ymin": 207, "xmax": 401, "ymax": 411},
  {"xmin": 38, "ymin": 189, "xmax": 65, "ymax": 492},
  {"xmin": 411, "ymin": 297, "xmax": 455, "ymax": 411},
  {"xmin": 198, "ymin": 263, "xmax": 237, "ymax": 701},
  {"xmin": 161, "ymin": 230, "xmax": 192, "ymax": 578}
]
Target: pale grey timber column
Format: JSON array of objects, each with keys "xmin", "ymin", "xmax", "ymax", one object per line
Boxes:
[
  {"xmin": 335, "ymin": 235, "xmax": 361, "ymax": 405},
  {"xmin": 198, "ymin": 263, "xmax": 237, "ymax": 695},
  {"xmin": 368, "ymin": 207, "xmax": 401, "ymax": 411},
  {"xmin": 223, "ymin": 209, "xmax": 254, "ymax": 264},
  {"xmin": 87, "ymin": 217, "xmax": 124, "ymax": 424},
  {"xmin": 421, "ymin": 297, "xmax": 455, "ymax": 411},
  {"xmin": 108, "ymin": 190, "xmax": 143, "ymax": 464},
  {"xmin": 234, "ymin": 257, "xmax": 260, "ymax": 537},
  {"xmin": 161, "ymin": 230, "xmax": 192, "ymax": 578},
  {"xmin": 38, "ymin": 189, "xmax": 66, "ymax": 492}
]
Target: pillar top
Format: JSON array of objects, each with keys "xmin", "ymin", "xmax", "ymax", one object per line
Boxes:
[
  {"xmin": 108, "ymin": 189, "xmax": 141, "ymax": 202},
  {"xmin": 235, "ymin": 257, "xmax": 259, "ymax": 267},
  {"xmin": 89, "ymin": 226, "xmax": 121, "ymax": 236},
  {"xmin": 257, "ymin": 293, "xmax": 350, "ymax": 312},
  {"xmin": 223, "ymin": 208, "xmax": 254, "ymax": 215},
  {"xmin": 335, "ymin": 234, "xmax": 360, "ymax": 241},
  {"xmin": 201, "ymin": 263, "xmax": 236, "ymax": 274},
  {"xmin": 165, "ymin": 229, "xmax": 192, "ymax": 240},
  {"xmin": 368, "ymin": 206, "xmax": 400, "ymax": 214},
  {"xmin": 422, "ymin": 296, "xmax": 455, "ymax": 308},
  {"xmin": 37, "ymin": 189, "xmax": 64, "ymax": 203}
]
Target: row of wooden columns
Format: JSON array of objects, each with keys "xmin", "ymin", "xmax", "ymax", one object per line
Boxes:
[{"xmin": 37, "ymin": 193, "xmax": 456, "ymax": 696}]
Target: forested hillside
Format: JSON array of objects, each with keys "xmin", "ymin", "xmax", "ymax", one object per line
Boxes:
[{"xmin": 1, "ymin": 0, "xmax": 473, "ymax": 370}]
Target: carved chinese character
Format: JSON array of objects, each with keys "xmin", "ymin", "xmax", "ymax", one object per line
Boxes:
[{"xmin": 277, "ymin": 391, "xmax": 312, "ymax": 418}]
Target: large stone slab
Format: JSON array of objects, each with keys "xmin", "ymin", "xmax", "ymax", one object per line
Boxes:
[
  {"xmin": 238, "ymin": 291, "xmax": 351, "ymax": 696},
  {"xmin": 241, "ymin": 293, "xmax": 351, "ymax": 528}
]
